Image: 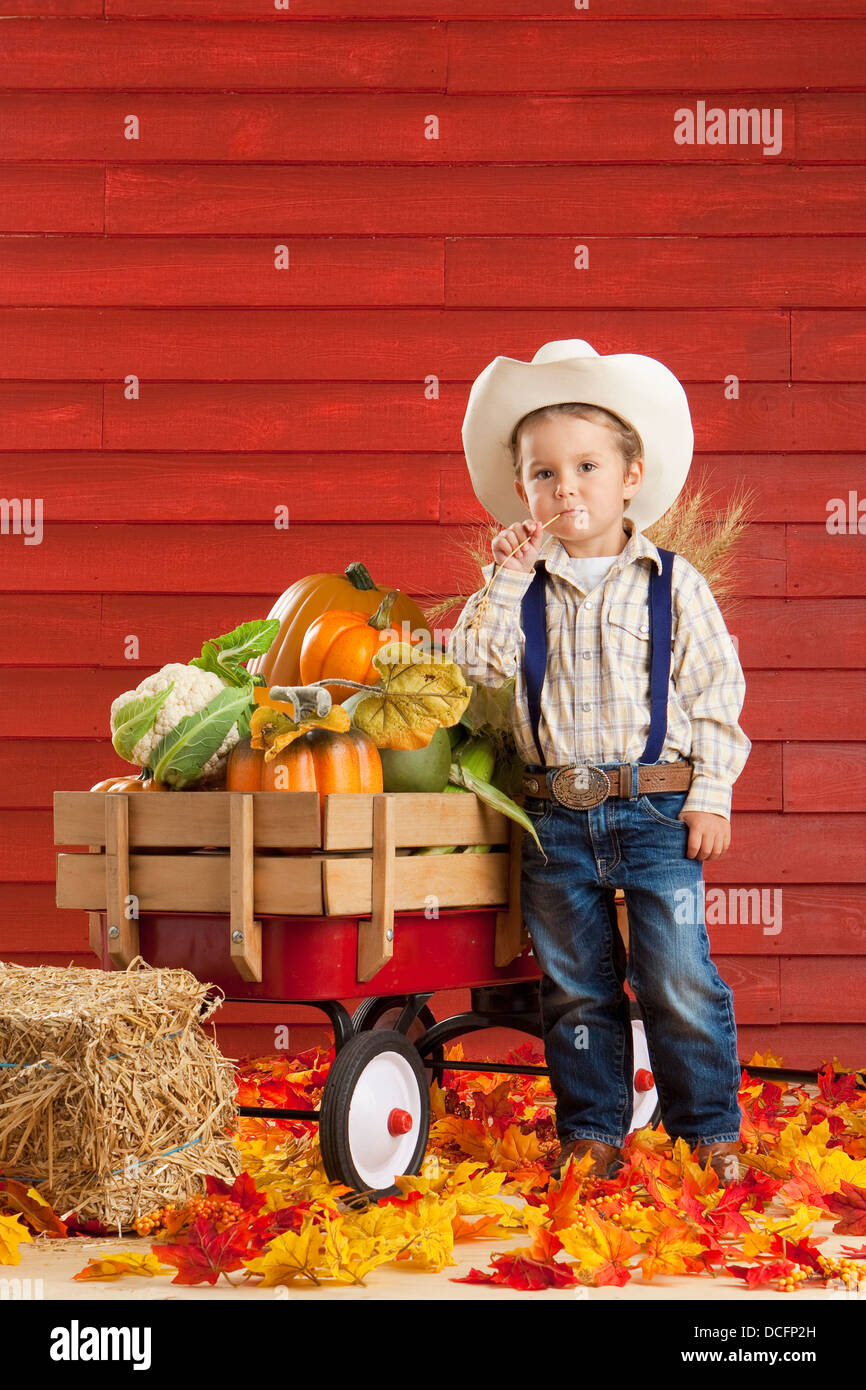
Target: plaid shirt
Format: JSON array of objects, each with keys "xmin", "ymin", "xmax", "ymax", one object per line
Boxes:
[{"xmin": 446, "ymin": 516, "xmax": 751, "ymax": 820}]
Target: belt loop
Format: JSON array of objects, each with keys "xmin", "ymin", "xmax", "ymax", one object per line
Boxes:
[{"xmin": 629, "ymin": 762, "xmax": 640, "ymax": 800}]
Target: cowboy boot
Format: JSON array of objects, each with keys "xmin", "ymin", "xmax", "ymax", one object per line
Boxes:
[
  {"xmin": 549, "ymin": 1137, "xmax": 624, "ymax": 1183},
  {"xmin": 694, "ymin": 1140, "xmax": 742, "ymax": 1187}
]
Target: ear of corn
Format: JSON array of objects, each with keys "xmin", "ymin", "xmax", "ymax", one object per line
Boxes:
[{"xmin": 411, "ymin": 735, "xmax": 545, "ymax": 860}]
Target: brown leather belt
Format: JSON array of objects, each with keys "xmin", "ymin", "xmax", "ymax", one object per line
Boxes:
[{"xmin": 522, "ymin": 760, "xmax": 692, "ymax": 810}]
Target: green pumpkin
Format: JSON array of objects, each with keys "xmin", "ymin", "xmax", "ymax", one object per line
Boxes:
[{"xmin": 378, "ymin": 726, "xmax": 452, "ymax": 792}]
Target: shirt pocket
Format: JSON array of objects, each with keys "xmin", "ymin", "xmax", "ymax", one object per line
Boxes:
[{"xmin": 605, "ymin": 605, "xmax": 651, "ymax": 675}]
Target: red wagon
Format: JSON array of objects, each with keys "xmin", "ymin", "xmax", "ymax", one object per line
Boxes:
[{"xmin": 54, "ymin": 787, "xmax": 661, "ymax": 1200}]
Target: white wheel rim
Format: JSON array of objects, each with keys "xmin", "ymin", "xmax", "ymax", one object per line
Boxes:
[
  {"xmin": 631, "ymin": 1018, "xmax": 658, "ymax": 1132},
  {"xmin": 347, "ymin": 1050, "xmax": 423, "ymax": 1189}
]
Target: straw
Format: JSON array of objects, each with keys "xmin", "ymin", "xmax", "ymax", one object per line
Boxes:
[
  {"xmin": 0, "ymin": 956, "xmax": 241, "ymax": 1230},
  {"xmin": 466, "ymin": 512, "xmax": 566, "ymax": 634}
]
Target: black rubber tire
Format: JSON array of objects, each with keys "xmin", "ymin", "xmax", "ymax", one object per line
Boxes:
[
  {"xmin": 318, "ymin": 1029, "xmax": 431, "ymax": 1202},
  {"xmin": 352, "ymin": 994, "xmax": 438, "ymax": 1042}
]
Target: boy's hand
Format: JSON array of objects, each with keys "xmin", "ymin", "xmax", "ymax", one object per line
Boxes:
[
  {"xmin": 679, "ymin": 810, "xmax": 731, "ymax": 861},
  {"xmin": 492, "ymin": 519, "xmax": 545, "ymax": 574}
]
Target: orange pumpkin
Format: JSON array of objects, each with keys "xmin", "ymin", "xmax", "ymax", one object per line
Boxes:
[
  {"xmin": 90, "ymin": 773, "xmax": 168, "ymax": 793},
  {"xmin": 247, "ymin": 562, "xmax": 431, "ymax": 695},
  {"xmin": 225, "ymin": 725, "xmax": 383, "ymax": 824},
  {"xmin": 298, "ymin": 591, "xmax": 425, "ymax": 704}
]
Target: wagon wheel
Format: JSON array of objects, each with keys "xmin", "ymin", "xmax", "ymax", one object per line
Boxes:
[
  {"xmin": 318, "ymin": 1030, "xmax": 431, "ymax": 1203},
  {"xmin": 352, "ymin": 994, "xmax": 446, "ymax": 1076},
  {"xmin": 629, "ymin": 1001, "xmax": 662, "ymax": 1133}
]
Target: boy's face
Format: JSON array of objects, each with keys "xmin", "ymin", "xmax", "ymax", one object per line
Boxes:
[{"xmin": 514, "ymin": 414, "xmax": 643, "ymax": 552}]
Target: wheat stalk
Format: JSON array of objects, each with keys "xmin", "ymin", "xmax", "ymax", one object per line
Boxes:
[{"xmin": 465, "ymin": 513, "xmax": 566, "ymax": 634}]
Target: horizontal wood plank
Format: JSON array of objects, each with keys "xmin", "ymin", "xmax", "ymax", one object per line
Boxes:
[
  {"xmin": 0, "ymin": 523, "xmax": 783, "ymax": 596},
  {"xmin": 104, "ymin": 166, "xmax": 866, "ymax": 236},
  {"xmin": 0, "ymin": 237, "xmax": 443, "ymax": 307},
  {"xmin": 0, "ymin": 379, "xmax": 828, "ymax": 455},
  {"xmin": 3, "ymin": 94, "xmax": 864, "ymax": 163},
  {"xmin": 1, "ymin": 21, "xmax": 446, "ymax": 89},
  {"xmin": 0, "ymin": 308, "xmax": 790, "ymax": 380},
  {"xmin": 447, "ymin": 239, "xmax": 866, "ymax": 310}
]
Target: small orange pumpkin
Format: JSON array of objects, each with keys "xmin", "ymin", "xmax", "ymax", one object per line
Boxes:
[
  {"xmin": 226, "ymin": 725, "xmax": 382, "ymax": 812},
  {"xmin": 90, "ymin": 773, "xmax": 168, "ymax": 793},
  {"xmin": 298, "ymin": 590, "xmax": 424, "ymax": 704}
]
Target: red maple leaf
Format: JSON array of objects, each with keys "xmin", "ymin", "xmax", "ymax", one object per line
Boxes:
[
  {"xmin": 727, "ymin": 1259, "xmax": 796, "ymax": 1288},
  {"xmin": 767, "ymin": 1231, "xmax": 825, "ymax": 1272},
  {"xmin": 817, "ymin": 1062, "xmax": 862, "ymax": 1106},
  {"xmin": 451, "ymin": 1251, "xmax": 580, "ymax": 1290},
  {"xmin": 204, "ymin": 1170, "xmax": 266, "ymax": 1214},
  {"xmin": 153, "ymin": 1217, "xmax": 258, "ymax": 1286},
  {"xmin": 824, "ymin": 1181, "xmax": 866, "ymax": 1236}
]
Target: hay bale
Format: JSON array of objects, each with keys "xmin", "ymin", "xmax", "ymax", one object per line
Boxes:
[{"xmin": 0, "ymin": 956, "xmax": 241, "ymax": 1231}]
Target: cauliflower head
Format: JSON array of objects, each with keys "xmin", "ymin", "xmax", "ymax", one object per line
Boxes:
[{"xmin": 110, "ymin": 663, "xmax": 242, "ymax": 782}]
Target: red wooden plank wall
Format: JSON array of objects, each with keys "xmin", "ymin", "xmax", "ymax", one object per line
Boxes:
[{"xmin": 1, "ymin": 3, "xmax": 865, "ymax": 1070}]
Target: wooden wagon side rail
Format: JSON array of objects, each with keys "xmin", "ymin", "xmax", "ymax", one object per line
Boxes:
[{"xmin": 55, "ymin": 790, "xmax": 528, "ymax": 986}]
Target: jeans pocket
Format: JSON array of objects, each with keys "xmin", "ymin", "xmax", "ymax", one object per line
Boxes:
[
  {"xmin": 637, "ymin": 790, "xmax": 689, "ymax": 828},
  {"xmin": 523, "ymin": 796, "xmax": 552, "ymax": 827}
]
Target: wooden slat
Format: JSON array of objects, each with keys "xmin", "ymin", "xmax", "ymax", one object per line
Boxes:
[
  {"xmin": 56, "ymin": 850, "xmax": 325, "ymax": 914},
  {"xmin": 3, "ymin": 94, "xmax": 865, "ymax": 165},
  {"xmin": 447, "ymin": 239, "xmax": 866, "ymax": 310},
  {"xmin": 785, "ymin": 743, "xmax": 866, "ymax": 811},
  {"xmin": 104, "ymin": 794, "xmax": 138, "ymax": 967},
  {"xmin": 104, "ymin": 166, "xmax": 866, "ymax": 236},
  {"xmin": 229, "ymin": 793, "xmax": 262, "ymax": 983},
  {"xmin": 788, "ymin": 526, "xmax": 866, "ymax": 596},
  {"xmin": 0, "ymin": 238, "xmax": 442, "ymax": 307},
  {"xmin": 447, "ymin": 20, "xmax": 866, "ymax": 91},
  {"xmin": 494, "ymin": 816, "xmax": 528, "ymax": 967},
  {"xmin": 4, "ymin": 20, "xmax": 860, "ymax": 91},
  {"xmin": 0, "ymin": 166, "xmax": 103, "ymax": 233},
  {"xmin": 103, "ymin": 0, "xmax": 866, "ymax": 18},
  {"xmin": 793, "ymin": 310, "xmax": 866, "ymax": 380},
  {"xmin": 0, "ymin": 307, "xmax": 792, "ymax": 380},
  {"xmin": 324, "ymin": 851, "xmax": 508, "ymax": 916},
  {"xmin": 441, "ymin": 454, "xmax": 866, "ymax": 526},
  {"xmin": 323, "ymin": 792, "xmax": 508, "ymax": 850},
  {"xmin": 54, "ymin": 790, "xmax": 322, "ymax": 849},
  {"xmin": 781, "ymin": 957, "xmax": 866, "ymax": 1023},
  {"xmin": 356, "ymin": 794, "xmax": 396, "ymax": 983}
]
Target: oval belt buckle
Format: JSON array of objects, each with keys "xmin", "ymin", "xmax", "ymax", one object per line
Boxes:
[{"xmin": 551, "ymin": 764, "xmax": 610, "ymax": 809}]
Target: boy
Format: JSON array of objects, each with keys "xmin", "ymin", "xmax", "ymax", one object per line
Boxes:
[{"xmin": 447, "ymin": 340, "xmax": 751, "ymax": 1186}]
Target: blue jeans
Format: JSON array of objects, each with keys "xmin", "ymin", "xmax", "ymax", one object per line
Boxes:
[{"xmin": 520, "ymin": 761, "xmax": 742, "ymax": 1150}]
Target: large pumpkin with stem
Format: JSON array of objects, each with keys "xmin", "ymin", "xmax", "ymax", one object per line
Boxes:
[{"xmin": 247, "ymin": 562, "xmax": 431, "ymax": 697}]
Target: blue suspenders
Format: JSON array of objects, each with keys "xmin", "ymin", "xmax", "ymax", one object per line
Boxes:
[{"xmin": 519, "ymin": 547, "xmax": 676, "ymax": 769}]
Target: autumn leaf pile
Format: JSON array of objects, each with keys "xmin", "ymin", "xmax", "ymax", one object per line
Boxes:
[{"xmin": 2, "ymin": 1045, "xmax": 866, "ymax": 1293}]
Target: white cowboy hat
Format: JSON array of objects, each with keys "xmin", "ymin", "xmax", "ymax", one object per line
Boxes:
[{"xmin": 461, "ymin": 339, "xmax": 694, "ymax": 532}]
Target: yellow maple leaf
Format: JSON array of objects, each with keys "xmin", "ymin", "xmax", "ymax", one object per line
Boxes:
[
  {"xmin": 392, "ymin": 1193, "xmax": 458, "ymax": 1271},
  {"xmin": 73, "ymin": 1251, "xmax": 172, "ymax": 1281},
  {"xmin": 0, "ymin": 1212, "xmax": 33, "ymax": 1266},
  {"xmin": 316, "ymin": 1207, "xmax": 409, "ymax": 1283},
  {"xmin": 776, "ymin": 1119, "xmax": 866, "ymax": 1193},
  {"xmin": 348, "ymin": 642, "xmax": 472, "ymax": 750},
  {"xmin": 747, "ymin": 1049, "xmax": 784, "ymax": 1068},
  {"xmin": 488, "ymin": 1123, "xmax": 544, "ymax": 1173},
  {"xmin": 639, "ymin": 1224, "xmax": 707, "ymax": 1282},
  {"xmin": 557, "ymin": 1210, "xmax": 641, "ymax": 1273},
  {"xmin": 244, "ymin": 1222, "xmax": 325, "ymax": 1286}
]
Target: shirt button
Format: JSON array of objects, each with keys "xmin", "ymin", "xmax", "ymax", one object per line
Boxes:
[
  {"xmin": 582, "ymin": 651, "xmax": 591, "ymax": 660},
  {"xmin": 640, "ymin": 623, "xmax": 648, "ymax": 633},
  {"xmin": 584, "ymin": 601, "xmax": 593, "ymax": 610},
  {"xmin": 582, "ymin": 702, "xmax": 591, "ymax": 711}
]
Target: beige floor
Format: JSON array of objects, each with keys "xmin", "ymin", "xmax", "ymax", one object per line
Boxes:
[{"xmin": 9, "ymin": 1194, "xmax": 858, "ymax": 1303}]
